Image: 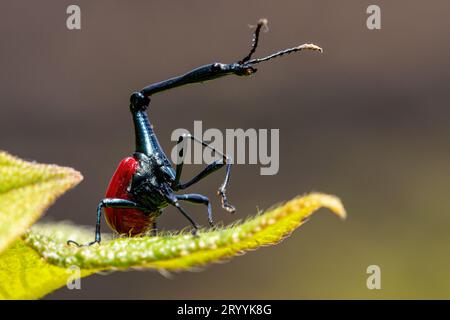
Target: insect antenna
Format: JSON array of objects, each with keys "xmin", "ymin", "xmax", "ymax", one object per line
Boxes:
[
  {"xmin": 239, "ymin": 18, "xmax": 268, "ymax": 64},
  {"xmin": 245, "ymin": 43, "xmax": 323, "ymax": 66}
]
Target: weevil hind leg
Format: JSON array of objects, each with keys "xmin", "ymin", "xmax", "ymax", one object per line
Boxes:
[
  {"xmin": 150, "ymin": 221, "xmax": 158, "ymax": 237},
  {"xmin": 67, "ymin": 198, "xmax": 147, "ymax": 247}
]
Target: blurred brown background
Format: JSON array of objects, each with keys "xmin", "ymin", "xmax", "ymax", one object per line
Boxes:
[{"xmin": 1, "ymin": 0, "xmax": 450, "ymax": 299}]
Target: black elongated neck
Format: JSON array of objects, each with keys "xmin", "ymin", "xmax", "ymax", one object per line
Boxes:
[
  {"xmin": 132, "ymin": 109, "xmax": 163, "ymax": 155},
  {"xmin": 129, "ymin": 92, "xmax": 164, "ymax": 156}
]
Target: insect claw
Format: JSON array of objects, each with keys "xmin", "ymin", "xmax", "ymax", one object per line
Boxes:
[
  {"xmin": 67, "ymin": 239, "xmax": 100, "ymax": 247},
  {"xmin": 218, "ymin": 190, "xmax": 236, "ymax": 213},
  {"xmin": 224, "ymin": 203, "xmax": 236, "ymax": 214},
  {"xmin": 67, "ymin": 240, "xmax": 82, "ymax": 247}
]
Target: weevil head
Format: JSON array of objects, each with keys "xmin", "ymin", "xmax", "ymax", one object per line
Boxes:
[
  {"xmin": 215, "ymin": 62, "xmax": 257, "ymax": 77},
  {"xmin": 233, "ymin": 63, "xmax": 257, "ymax": 76}
]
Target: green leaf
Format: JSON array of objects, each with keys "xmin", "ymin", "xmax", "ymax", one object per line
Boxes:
[
  {"xmin": 2, "ymin": 193, "xmax": 343, "ymax": 300},
  {"xmin": 24, "ymin": 194, "xmax": 345, "ymax": 271},
  {"xmin": 0, "ymin": 151, "xmax": 83, "ymax": 254},
  {"xmin": 0, "ymin": 151, "xmax": 346, "ymax": 299},
  {"xmin": 0, "ymin": 240, "xmax": 94, "ymax": 300}
]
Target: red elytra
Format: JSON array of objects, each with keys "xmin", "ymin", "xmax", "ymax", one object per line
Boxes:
[{"xmin": 104, "ymin": 157, "xmax": 154, "ymax": 236}]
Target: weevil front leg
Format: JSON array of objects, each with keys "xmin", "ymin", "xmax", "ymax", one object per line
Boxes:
[
  {"xmin": 171, "ymin": 133, "xmax": 235, "ymax": 213},
  {"xmin": 67, "ymin": 198, "xmax": 147, "ymax": 247}
]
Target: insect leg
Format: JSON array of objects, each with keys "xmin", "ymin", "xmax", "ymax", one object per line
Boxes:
[
  {"xmin": 171, "ymin": 133, "xmax": 235, "ymax": 213},
  {"xmin": 176, "ymin": 193, "xmax": 214, "ymax": 227},
  {"xmin": 67, "ymin": 198, "xmax": 146, "ymax": 247},
  {"xmin": 166, "ymin": 194, "xmax": 200, "ymax": 235},
  {"xmin": 151, "ymin": 221, "xmax": 158, "ymax": 237}
]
